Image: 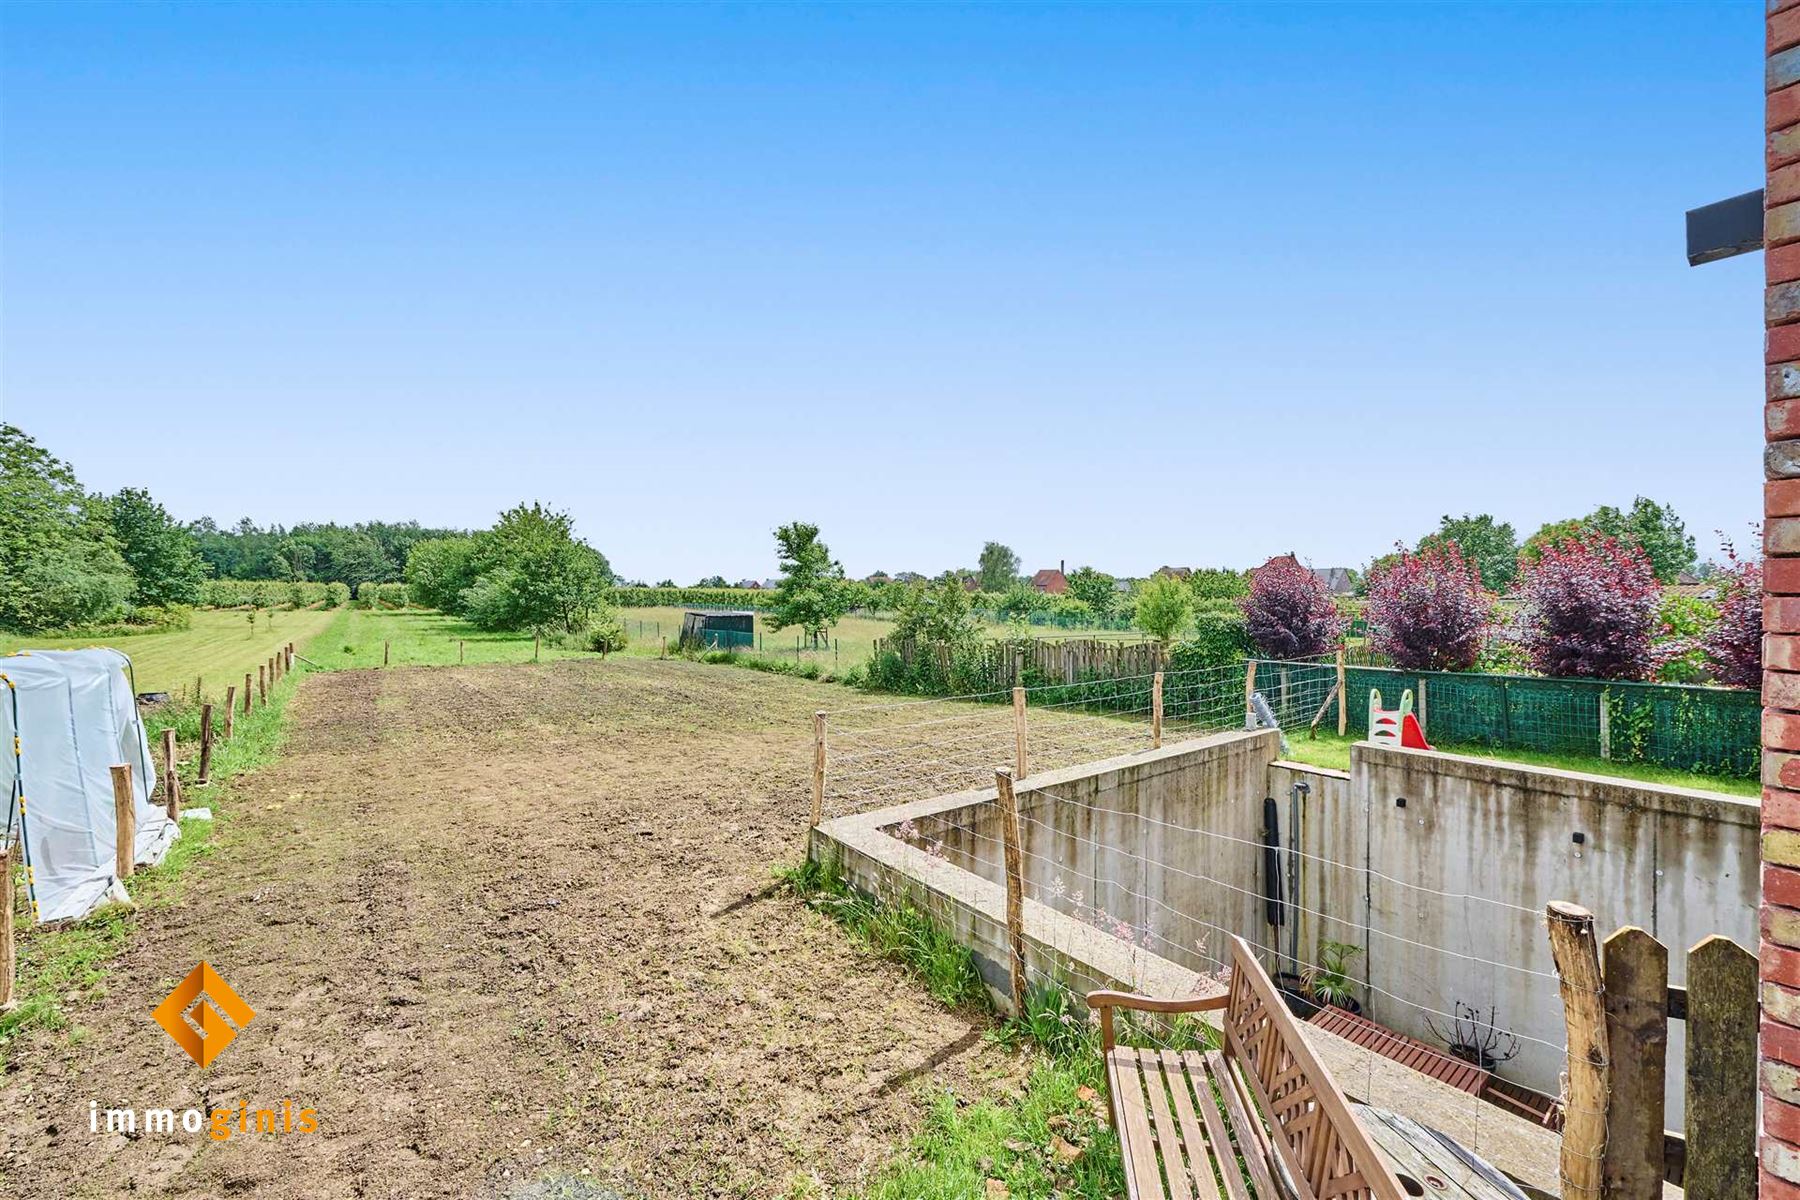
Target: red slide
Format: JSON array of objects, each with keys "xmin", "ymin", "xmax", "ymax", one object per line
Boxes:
[{"xmin": 1400, "ymin": 713, "xmax": 1433, "ymax": 750}]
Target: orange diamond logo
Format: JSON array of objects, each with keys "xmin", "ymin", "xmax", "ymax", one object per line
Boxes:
[{"xmin": 153, "ymin": 962, "xmax": 255, "ymax": 1067}]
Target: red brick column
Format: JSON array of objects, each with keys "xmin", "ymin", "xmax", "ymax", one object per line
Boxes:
[{"xmin": 1771, "ymin": 5, "xmax": 1800, "ymax": 1195}]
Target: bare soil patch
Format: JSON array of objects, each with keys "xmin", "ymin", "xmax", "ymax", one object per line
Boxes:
[{"xmin": 0, "ymin": 660, "xmax": 1021, "ymax": 1199}]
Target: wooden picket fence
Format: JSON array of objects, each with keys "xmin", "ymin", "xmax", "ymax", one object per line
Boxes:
[{"xmin": 1545, "ymin": 902, "xmax": 1757, "ymax": 1200}]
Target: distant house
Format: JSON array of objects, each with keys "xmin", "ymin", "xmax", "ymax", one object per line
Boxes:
[
  {"xmin": 1031, "ymin": 563, "xmax": 1069, "ymax": 594},
  {"xmin": 864, "ymin": 572, "xmax": 892, "ymax": 585},
  {"xmin": 1668, "ymin": 572, "xmax": 1720, "ymax": 600},
  {"xmin": 735, "ymin": 578, "xmax": 762, "ymax": 590},
  {"xmin": 761, "ymin": 578, "xmax": 781, "ymax": 590},
  {"xmin": 1255, "ymin": 553, "xmax": 1356, "ymax": 596},
  {"xmin": 1153, "ymin": 566, "xmax": 1192, "ymax": 581}
]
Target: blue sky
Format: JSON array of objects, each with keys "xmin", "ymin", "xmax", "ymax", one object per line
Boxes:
[{"xmin": 0, "ymin": 2, "xmax": 1766, "ymax": 582}]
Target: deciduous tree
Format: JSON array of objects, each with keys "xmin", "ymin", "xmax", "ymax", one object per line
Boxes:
[
  {"xmin": 1518, "ymin": 532, "xmax": 1659, "ymax": 679},
  {"xmin": 768, "ymin": 521, "xmax": 849, "ymax": 647},
  {"xmin": 1364, "ymin": 542, "xmax": 1492, "ymax": 671},
  {"xmin": 1240, "ymin": 557, "xmax": 1343, "ymax": 658},
  {"xmin": 978, "ymin": 541, "xmax": 1020, "ymax": 592}
]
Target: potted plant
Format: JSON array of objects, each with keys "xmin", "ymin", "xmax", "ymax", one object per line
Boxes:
[{"xmin": 1295, "ymin": 939, "xmax": 1363, "ymax": 1016}]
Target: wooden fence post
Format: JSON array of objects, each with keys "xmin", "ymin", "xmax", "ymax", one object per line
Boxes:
[
  {"xmin": 194, "ymin": 675, "xmax": 203, "ymax": 704},
  {"xmin": 1152, "ymin": 671, "xmax": 1164, "ymax": 749},
  {"xmin": 534, "ymin": 635, "xmax": 540, "ymax": 662},
  {"xmin": 1601, "ymin": 926, "xmax": 1665, "ymax": 1199},
  {"xmin": 224, "ymin": 686, "xmax": 237, "ymax": 738},
  {"xmin": 1336, "ymin": 648, "xmax": 1347, "ymax": 736},
  {"xmin": 258, "ymin": 664, "xmax": 267, "ymax": 706},
  {"xmin": 1244, "ymin": 660, "xmax": 1258, "ymax": 727},
  {"xmin": 161, "ymin": 729, "xmax": 180, "ymax": 821},
  {"xmin": 1012, "ymin": 686, "xmax": 1028, "ymax": 778},
  {"xmin": 460, "ymin": 639, "xmax": 465, "ymax": 664},
  {"xmin": 1685, "ymin": 935, "xmax": 1757, "ymax": 1199},
  {"xmin": 1546, "ymin": 901, "xmax": 1607, "ymax": 1200},
  {"xmin": 384, "ymin": 640, "xmax": 390, "ymax": 667},
  {"xmin": 197, "ymin": 703, "xmax": 214, "ymax": 785},
  {"xmin": 0, "ymin": 846, "xmax": 13, "ymax": 1010},
  {"xmin": 810, "ymin": 712, "xmax": 826, "ymax": 828},
  {"xmin": 111, "ymin": 764, "xmax": 135, "ymax": 880},
  {"xmin": 243, "ymin": 673, "xmax": 252, "ymax": 715},
  {"xmin": 995, "ymin": 768, "xmax": 1028, "ymax": 1018}
]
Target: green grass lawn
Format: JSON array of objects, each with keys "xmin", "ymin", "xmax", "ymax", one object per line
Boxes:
[
  {"xmin": 617, "ymin": 606, "xmax": 1145, "ymax": 672},
  {"xmin": 307, "ymin": 606, "xmax": 601, "ymax": 669},
  {"xmin": 0, "ymin": 606, "xmax": 341, "ymax": 697},
  {"xmin": 1279, "ymin": 730, "xmax": 1759, "ymax": 797}
]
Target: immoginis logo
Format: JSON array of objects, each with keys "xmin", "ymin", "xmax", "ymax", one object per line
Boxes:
[{"xmin": 153, "ymin": 961, "xmax": 255, "ymax": 1066}]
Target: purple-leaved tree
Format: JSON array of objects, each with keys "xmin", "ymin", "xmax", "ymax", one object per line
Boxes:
[
  {"xmin": 1240, "ymin": 556, "xmax": 1343, "ymax": 658},
  {"xmin": 1704, "ymin": 545, "xmax": 1762, "ymax": 689},
  {"xmin": 1364, "ymin": 541, "xmax": 1492, "ymax": 672},
  {"xmin": 1518, "ymin": 532, "xmax": 1659, "ymax": 680}
]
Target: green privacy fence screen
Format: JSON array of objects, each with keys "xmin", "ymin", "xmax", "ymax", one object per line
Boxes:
[{"xmin": 1255, "ymin": 659, "xmax": 1759, "ymax": 780}]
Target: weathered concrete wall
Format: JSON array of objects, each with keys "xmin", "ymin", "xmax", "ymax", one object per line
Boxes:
[
  {"xmin": 818, "ymin": 729, "xmax": 1755, "ymax": 1146},
  {"xmin": 1350, "ymin": 742, "xmax": 1760, "ymax": 1114}
]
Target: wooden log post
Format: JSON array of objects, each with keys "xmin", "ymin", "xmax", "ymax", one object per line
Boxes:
[
  {"xmin": 460, "ymin": 639, "xmax": 466, "ymax": 664},
  {"xmin": 658, "ymin": 636, "xmax": 665, "ymax": 660},
  {"xmin": 224, "ymin": 686, "xmax": 237, "ymax": 738},
  {"xmin": 1685, "ymin": 935, "xmax": 1756, "ymax": 1200},
  {"xmin": 1244, "ymin": 659, "xmax": 1258, "ymax": 728},
  {"xmin": 197, "ymin": 703, "xmax": 214, "ymax": 785},
  {"xmin": 1151, "ymin": 670, "xmax": 1164, "ymax": 749},
  {"xmin": 1546, "ymin": 901, "xmax": 1608, "ymax": 1200},
  {"xmin": 533, "ymin": 634, "xmax": 540, "ymax": 662},
  {"xmin": 384, "ymin": 640, "xmax": 390, "ymax": 667},
  {"xmin": 111, "ymin": 764, "xmax": 136, "ymax": 880},
  {"xmin": 0, "ymin": 846, "xmax": 13, "ymax": 1010},
  {"xmin": 1012, "ymin": 686, "xmax": 1028, "ymax": 778},
  {"xmin": 161, "ymin": 728, "xmax": 181, "ymax": 820},
  {"xmin": 810, "ymin": 712, "xmax": 826, "ymax": 828},
  {"xmin": 1336, "ymin": 647, "xmax": 1347, "ymax": 736},
  {"xmin": 243, "ymin": 673, "xmax": 252, "ymax": 715},
  {"xmin": 1601, "ymin": 926, "xmax": 1666, "ymax": 1199},
  {"xmin": 257, "ymin": 664, "xmax": 267, "ymax": 707},
  {"xmin": 194, "ymin": 675, "xmax": 203, "ymax": 705},
  {"xmin": 995, "ymin": 768, "xmax": 1028, "ymax": 1018}
]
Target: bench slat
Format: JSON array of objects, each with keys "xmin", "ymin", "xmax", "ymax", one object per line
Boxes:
[
  {"xmin": 1192, "ymin": 1049, "xmax": 1277, "ymax": 1200},
  {"xmin": 1157, "ymin": 1049, "xmax": 1222, "ymax": 1200},
  {"xmin": 1112, "ymin": 1048, "xmax": 1166, "ymax": 1200},
  {"xmin": 1139, "ymin": 1049, "xmax": 1194, "ymax": 1200}
]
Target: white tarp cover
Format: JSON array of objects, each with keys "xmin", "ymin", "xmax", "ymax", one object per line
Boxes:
[{"xmin": 0, "ymin": 648, "xmax": 178, "ymax": 922}]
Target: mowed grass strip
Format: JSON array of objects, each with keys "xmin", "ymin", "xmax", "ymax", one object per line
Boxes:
[
  {"xmin": 313, "ymin": 606, "xmax": 601, "ymax": 669},
  {"xmin": 0, "ymin": 606, "xmax": 340, "ymax": 696}
]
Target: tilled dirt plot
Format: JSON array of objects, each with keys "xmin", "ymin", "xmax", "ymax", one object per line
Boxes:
[{"xmin": 0, "ymin": 660, "xmax": 1024, "ymax": 1199}]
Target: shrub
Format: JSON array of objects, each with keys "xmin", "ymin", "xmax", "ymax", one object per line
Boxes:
[
  {"xmin": 355, "ymin": 581, "xmax": 380, "ymax": 607},
  {"xmin": 324, "ymin": 581, "xmax": 351, "ymax": 608},
  {"xmin": 1240, "ymin": 557, "xmax": 1343, "ymax": 658},
  {"xmin": 1653, "ymin": 592, "xmax": 1718, "ymax": 685},
  {"xmin": 1705, "ymin": 551, "xmax": 1762, "ymax": 689},
  {"xmin": 1518, "ymin": 532, "xmax": 1659, "ymax": 680},
  {"xmin": 1171, "ymin": 611, "xmax": 1250, "ymax": 670},
  {"xmin": 1363, "ymin": 542, "xmax": 1492, "ymax": 672},
  {"xmin": 377, "ymin": 581, "xmax": 407, "ymax": 607},
  {"xmin": 1132, "ymin": 575, "xmax": 1193, "ymax": 646}
]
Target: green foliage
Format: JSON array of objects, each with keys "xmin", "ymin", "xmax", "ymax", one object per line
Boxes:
[
  {"xmin": 1301, "ymin": 939, "xmax": 1363, "ymax": 1008},
  {"xmin": 403, "ymin": 535, "xmax": 482, "ymax": 611},
  {"xmin": 0, "ymin": 424, "xmax": 133, "ymax": 631},
  {"xmin": 767, "ymin": 521, "xmax": 851, "ymax": 646},
  {"xmin": 1173, "ymin": 611, "xmax": 1250, "ymax": 669},
  {"xmin": 1417, "ymin": 513, "xmax": 1519, "ymax": 592},
  {"xmin": 458, "ymin": 503, "xmax": 612, "ymax": 633},
  {"xmin": 187, "ymin": 517, "xmax": 460, "ymax": 586},
  {"xmin": 996, "ymin": 583, "xmax": 1050, "ymax": 619},
  {"xmin": 1525, "ymin": 496, "xmax": 1696, "ymax": 584},
  {"xmin": 324, "ymin": 581, "xmax": 351, "ymax": 608},
  {"xmin": 108, "ymin": 487, "xmax": 206, "ymax": 607},
  {"xmin": 1064, "ymin": 566, "xmax": 1118, "ymax": 618},
  {"xmin": 1132, "ymin": 574, "xmax": 1193, "ymax": 646},
  {"xmin": 355, "ymin": 581, "xmax": 380, "ymax": 607},
  {"xmin": 1187, "ymin": 567, "xmax": 1249, "ymax": 600},
  {"xmin": 608, "ymin": 585, "xmax": 777, "ymax": 609},
  {"xmin": 890, "ymin": 577, "xmax": 983, "ymax": 648},
  {"xmin": 1654, "ymin": 592, "xmax": 1718, "ymax": 685},
  {"xmin": 978, "ymin": 541, "xmax": 1021, "ymax": 592}
]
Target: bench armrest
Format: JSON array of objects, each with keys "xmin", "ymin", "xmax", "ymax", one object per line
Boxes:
[
  {"xmin": 1085, "ymin": 989, "xmax": 1229, "ymax": 1014},
  {"xmin": 1086, "ymin": 988, "xmax": 1229, "ymax": 1051}
]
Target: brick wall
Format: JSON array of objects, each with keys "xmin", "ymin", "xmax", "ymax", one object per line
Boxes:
[{"xmin": 1772, "ymin": 5, "xmax": 1800, "ymax": 1195}]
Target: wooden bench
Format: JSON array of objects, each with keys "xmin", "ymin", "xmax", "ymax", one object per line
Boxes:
[{"xmin": 1088, "ymin": 935, "xmax": 1409, "ymax": 1200}]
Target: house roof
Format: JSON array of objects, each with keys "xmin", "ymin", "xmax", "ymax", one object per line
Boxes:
[{"xmin": 1031, "ymin": 568, "xmax": 1068, "ymax": 593}]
